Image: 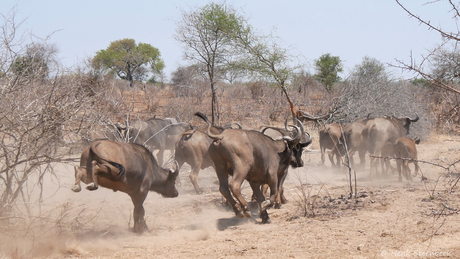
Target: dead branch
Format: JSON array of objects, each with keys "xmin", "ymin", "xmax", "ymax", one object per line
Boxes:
[{"xmin": 395, "ymin": 0, "xmax": 460, "ymax": 42}]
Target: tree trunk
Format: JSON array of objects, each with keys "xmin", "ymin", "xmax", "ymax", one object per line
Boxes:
[
  {"xmin": 211, "ymin": 83, "xmax": 217, "ymax": 125},
  {"xmin": 127, "ymin": 64, "xmax": 134, "ymax": 87}
]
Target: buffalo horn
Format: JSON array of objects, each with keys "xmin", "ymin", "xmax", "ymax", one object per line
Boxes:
[
  {"xmin": 283, "ymin": 124, "xmax": 302, "ymax": 145},
  {"xmin": 296, "ymin": 119, "xmax": 312, "ymax": 146}
]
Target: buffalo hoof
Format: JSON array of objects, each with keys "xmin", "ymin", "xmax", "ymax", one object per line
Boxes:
[
  {"xmin": 262, "ymin": 218, "xmax": 272, "ymax": 224},
  {"xmin": 234, "ymin": 208, "xmax": 245, "ymax": 219},
  {"xmin": 86, "ymin": 183, "xmax": 98, "ymax": 191},
  {"xmin": 280, "ymin": 195, "xmax": 288, "ymax": 204},
  {"xmin": 71, "ymin": 185, "xmax": 81, "ymax": 192},
  {"xmin": 261, "ymin": 210, "xmax": 271, "ymax": 223},
  {"xmin": 243, "ymin": 208, "xmax": 251, "ymax": 218},
  {"xmin": 274, "ymin": 202, "xmax": 281, "ymax": 209}
]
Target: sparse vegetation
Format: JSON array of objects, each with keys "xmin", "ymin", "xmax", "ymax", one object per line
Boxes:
[{"xmin": 2, "ymin": 1, "xmax": 460, "ymax": 258}]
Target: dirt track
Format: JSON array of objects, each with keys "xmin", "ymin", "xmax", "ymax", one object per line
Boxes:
[{"xmin": 1, "ymin": 133, "xmax": 460, "ymax": 258}]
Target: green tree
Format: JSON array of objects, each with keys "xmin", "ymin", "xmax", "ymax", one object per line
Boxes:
[
  {"xmin": 314, "ymin": 53, "xmax": 343, "ymax": 91},
  {"xmin": 230, "ymin": 21, "xmax": 303, "ymax": 122},
  {"xmin": 175, "ymin": 2, "xmax": 247, "ymax": 125},
  {"xmin": 92, "ymin": 38, "xmax": 164, "ymax": 87}
]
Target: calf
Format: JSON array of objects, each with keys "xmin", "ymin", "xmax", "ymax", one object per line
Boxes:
[
  {"xmin": 394, "ymin": 137, "xmax": 421, "ymax": 181},
  {"xmin": 379, "ymin": 137, "xmax": 420, "ymax": 181}
]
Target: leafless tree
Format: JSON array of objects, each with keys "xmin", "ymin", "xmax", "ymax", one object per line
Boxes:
[
  {"xmin": 394, "ymin": 0, "xmax": 460, "ymax": 95},
  {"xmin": 333, "ymin": 56, "xmax": 432, "ymax": 137},
  {"xmin": 0, "ymin": 10, "xmax": 101, "ymax": 217},
  {"xmin": 174, "ymin": 3, "xmax": 247, "ymax": 125}
]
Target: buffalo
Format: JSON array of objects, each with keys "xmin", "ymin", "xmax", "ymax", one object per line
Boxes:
[
  {"xmin": 174, "ymin": 127, "xmax": 215, "ymax": 194},
  {"xmin": 121, "ymin": 117, "xmax": 191, "ymax": 166},
  {"xmin": 319, "ymin": 123, "xmax": 343, "ymax": 168},
  {"xmin": 72, "ymin": 139, "xmax": 179, "ymax": 233},
  {"xmin": 381, "ymin": 137, "xmax": 420, "ymax": 181},
  {"xmin": 340, "ymin": 115, "xmax": 374, "ymax": 170},
  {"xmin": 362, "ymin": 114, "xmax": 419, "ymax": 176},
  {"xmin": 174, "ymin": 123, "xmax": 242, "ymax": 194},
  {"xmin": 196, "ymin": 112, "xmax": 311, "ymax": 223}
]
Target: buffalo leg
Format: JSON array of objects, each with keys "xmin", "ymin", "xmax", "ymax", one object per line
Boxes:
[
  {"xmin": 72, "ymin": 166, "xmax": 88, "ymax": 192},
  {"xmin": 86, "ymin": 161, "xmax": 121, "ymax": 191},
  {"xmin": 249, "ymin": 182, "xmax": 270, "ymax": 223},
  {"xmin": 229, "ymin": 172, "xmax": 251, "ymax": 218},
  {"xmin": 369, "ymin": 145, "xmax": 383, "ymax": 177},
  {"xmin": 320, "ymin": 146, "xmax": 326, "ymax": 166},
  {"xmin": 130, "ymin": 191, "xmax": 149, "ymax": 233},
  {"xmin": 189, "ymin": 165, "xmax": 203, "ymax": 194},
  {"xmin": 414, "ymin": 161, "xmax": 420, "ymax": 177},
  {"xmin": 215, "ymin": 165, "xmax": 244, "ymax": 218},
  {"xmin": 276, "ymin": 169, "xmax": 288, "ymax": 209},
  {"xmin": 333, "ymin": 149, "xmax": 342, "ymax": 168},
  {"xmin": 265, "ymin": 179, "xmax": 278, "ymax": 212},
  {"xmin": 358, "ymin": 149, "xmax": 366, "ymax": 169},
  {"xmin": 328, "ymin": 151, "xmax": 336, "ymax": 167},
  {"xmin": 346, "ymin": 148, "xmax": 356, "ymax": 169},
  {"xmin": 404, "ymin": 161, "xmax": 412, "ymax": 181},
  {"xmin": 397, "ymin": 159, "xmax": 403, "ymax": 182}
]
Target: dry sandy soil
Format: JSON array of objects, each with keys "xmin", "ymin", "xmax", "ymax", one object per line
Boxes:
[{"xmin": 2, "ymin": 133, "xmax": 460, "ymax": 258}]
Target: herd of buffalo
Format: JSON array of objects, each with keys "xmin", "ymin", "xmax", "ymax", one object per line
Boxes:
[{"xmin": 71, "ymin": 111, "xmax": 420, "ymax": 232}]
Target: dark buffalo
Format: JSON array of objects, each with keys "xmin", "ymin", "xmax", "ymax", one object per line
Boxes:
[
  {"xmin": 260, "ymin": 122, "xmax": 311, "ymax": 207},
  {"xmin": 196, "ymin": 112, "xmax": 311, "ymax": 223},
  {"xmin": 71, "ymin": 139, "xmax": 179, "ymax": 233},
  {"xmin": 362, "ymin": 114, "xmax": 419, "ymax": 176},
  {"xmin": 122, "ymin": 117, "xmax": 191, "ymax": 166}
]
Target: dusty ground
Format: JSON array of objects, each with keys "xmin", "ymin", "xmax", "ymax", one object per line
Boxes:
[{"xmin": 1, "ymin": 133, "xmax": 460, "ymax": 258}]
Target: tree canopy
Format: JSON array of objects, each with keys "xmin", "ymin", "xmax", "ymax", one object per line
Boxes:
[
  {"xmin": 314, "ymin": 53, "xmax": 343, "ymax": 91},
  {"xmin": 92, "ymin": 38, "xmax": 164, "ymax": 87},
  {"xmin": 175, "ymin": 2, "xmax": 248, "ymax": 124}
]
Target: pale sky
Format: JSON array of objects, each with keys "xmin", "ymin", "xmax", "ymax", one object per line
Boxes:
[{"xmin": 2, "ymin": 0, "xmax": 456, "ymax": 81}]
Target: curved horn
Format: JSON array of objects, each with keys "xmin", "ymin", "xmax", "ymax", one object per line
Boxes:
[
  {"xmin": 297, "ymin": 120, "xmax": 312, "ymax": 146},
  {"xmin": 410, "ymin": 113, "xmax": 419, "ymax": 122},
  {"xmin": 284, "ymin": 124, "xmax": 302, "ymax": 146},
  {"xmin": 232, "ymin": 122, "xmax": 242, "ymax": 129},
  {"xmin": 300, "ymin": 131, "xmax": 312, "ymax": 147}
]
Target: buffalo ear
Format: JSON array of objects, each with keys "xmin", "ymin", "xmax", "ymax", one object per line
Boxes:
[{"xmin": 414, "ymin": 137, "xmax": 421, "ymax": 144}]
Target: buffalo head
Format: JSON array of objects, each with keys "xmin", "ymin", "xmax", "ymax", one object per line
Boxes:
[
  {"xmin": 282, "ymin": 120, "xmax": 312, "ymax": 168},
  {"xmin": 155, "ymin": 161, "xmax": 180, "ymax": 198},
  {"xmin": 397, "ymin": 113, "xmax": 420, "ymax": 135}
]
